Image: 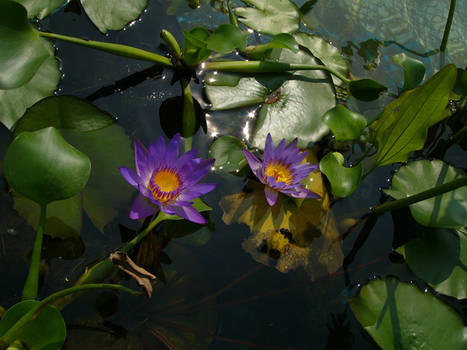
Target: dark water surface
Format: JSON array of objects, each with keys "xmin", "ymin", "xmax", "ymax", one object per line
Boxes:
[{"xmin": 1, "ymin": 0, "xmax": 465, "ymax": 349}]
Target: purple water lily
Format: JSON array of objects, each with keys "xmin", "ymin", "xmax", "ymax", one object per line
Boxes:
[
  {"xmin": 120, "ymin": 134, "xmax": 216, "ymax": 224},
  {"xmin": 242, "ymin": 134, "xmax": 320, "ymax": 206}
]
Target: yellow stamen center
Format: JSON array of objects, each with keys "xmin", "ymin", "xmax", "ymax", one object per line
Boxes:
[
  {"xmin": 148, "ymin": 169, "xmax": 181, "ymax": 202},
  {"xmin": 264, "ymin": 161, "xmax": 293, "ymax": 184}
]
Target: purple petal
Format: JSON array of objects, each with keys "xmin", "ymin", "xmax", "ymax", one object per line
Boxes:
[
  {"xmin": 134, "ymin": 137, "xmax": 152, "ymax": 182},
  {"xmin": 129, "ymin": 195, "xmax": 158, "ymax": 219},
  {"xmin": 138, "ymin": 184, "xmax": 153, "ymax": 199},
  {"xmin": 120, "ymin": 167, "xmax": 141, "ymax": 188},
  {"xmin": 175, "ymin": 149, "xmax": 198, "ymax": 170},
  {"xmin": 182, "ymin": 159, "xmax": 214, "ymax": 185},
  {"xmin": 264, "ymin": 186, "xmax": 279, "ymax": 206},
  {"xmin": 165, "ymin": 133, "xmax": 181, "ymax": 163},
  {"xmin": 276, "ymin": 138, "xmax": 287, "ymax": 154},
  {"xmin": 149, "ymin": 136, "xmax": 166, "ymax": 168},
  {"xmin": 174, "ymin": 205, "xmax": 207, "ymax": 224},
  {"xmin": 179, "ymin": 183, "xmax": 217, "ymax": 201},
  {"xmin": 264, "ymin": 133, "xmax": 274, "ymax": 164},
  {"xmin": 289, "ymin": 185, "xmax": 321, "ymax": 199},
  {"xmin": 242, "ymin": 149, "xmax": 262, "ymax": 173},
  {"xmin": 160, "ymin": 205, "xmax": 176, "ymax": 215}
]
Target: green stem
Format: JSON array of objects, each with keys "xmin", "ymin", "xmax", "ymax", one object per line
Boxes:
[
  {"xmin": 440, "ymin": 0, "xmax": 456, "ymax": 52},
  {"xmin": 51, "ymin": 212, "xmax": 169, "ymax": 310},
  {"xmin": 160, "ymin": 29, "xmax": 182, "ymax": 59},
  {"xmin": 370, "ymin": 176, "xmax": 467, "ymax": 215},
  {"xmin": 203, "ymin": 61, "xmax": 350, "ymax": 84},
  {"xmin": 0, "ymin": 284, "xmax": 137, "ymax": 349},
  {"xmin": 22, "ymin": 204, "xmax": 47, "ymax": 300},
  {"xmin": 38, "ymin": 31, "xmax": 173, "ymax": 67},
  {"xmin": 181, "ymin": 78, "xmax": 196, "ymax": 151}
]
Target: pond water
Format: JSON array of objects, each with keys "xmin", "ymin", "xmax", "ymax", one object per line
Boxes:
[{"xmin": 0, "ymin": 0, "xmax": 466, "ymax": 349}]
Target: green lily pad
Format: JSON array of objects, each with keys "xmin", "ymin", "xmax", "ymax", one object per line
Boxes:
[
  {"xmin": 322, "ymin": 105, "xmax": 366, "ymax": 141},
  {"xmin": 392, "ymin": 53, "xmax": 426, "ymax": 92},
  {"xmin": 319, "ymin": 152, "xmax": 362, "ymax": 198},
  {"xmin": 12, "ymin": 0, "xmax": 66, "ymax": 19},
  {"xmin": 348, "ymin": 277, "xmax": 467, "ymax": 350},
  {"xmin": 81, "ymin": 0, "xmax": 148, "ymax": 33},
  {"xmin": 372, "ymin": 64, "xmax": 456, "ymax": 166},
  {"xmin": 0, "ymin": 41, "xmax": 60, "ymax": 130},
  {"xmin": 294, "ymin": 33, "xmax": 348, "ymax": 86},
  {"xmin": 182, "ymin": 27, "xmax": 211, "ymax": 66},
  {"xmin": 4, "ymin": 127, "xmax": 91, "ymax": 205},
  {"xmin": 0, "ymin": 1, "xmax": 50, "ymax": 89},
  {"xmin": 397, "ymin": 227, "xmax": 467, "ymax": 299},
  {"xmin": 206, "ymin": 24, "xmax": 247, "ymax": 54},
  {"xmin": 385, "ymin": 160, "xmax": 467, "ymax": 228},
  {"xmin": 209, "ymin": 135, "xmax": 246, "ymax": 172},
  {"xmin": 13, "ymin": 96, "xmax": 133, "ymax": 233},
  {"xmin": 0, "ymin": 300, "xmax": 66, "ymax": 350},
  {"xmin": 235, "ymin": 0, "xmax": 300, "ymax": 35}
]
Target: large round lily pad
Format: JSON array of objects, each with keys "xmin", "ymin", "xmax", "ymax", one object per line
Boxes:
[
  {"xmin": 397, "ymin": 227, "xmax": 467, "ymax": 299},
  {"xmin": 4, "ymin": 127, "xmax": 91, "ymax": 205},
  {"xmin": 349, "ymin": 277, "xmax": 467, "ymax": 350},
  {"xmin": 385, "ymin": 159, "xmax": 467, "ymax": 228}
]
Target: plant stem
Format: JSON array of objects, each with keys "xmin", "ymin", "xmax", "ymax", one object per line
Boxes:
[
  {"xmin": 440, "ymin": 0, "xmax": 456, "ymax": 52},
  {"xmin": 370, "ymin": 175, "xmax": 467, "ymax": 215},
  {"xmin": 51, "ymin": 212, "xmax": 170, "ymax": 310},
  {"xmin": 38, "ymin": 31, "xmax": 173, "ymax": 67},
  {"xmin": 160, "ymin": 29, "xmax": 182, "ymax": 59},
  {"xmin": 203, "ymin": 61, "xmax": 350, "ymax": 84},
  {"xmin": 22, "ymin": 204, "xmax": 47, "ymax": 300},
  {"xmin": 0, "ymin": 284, "xmax": 137, "ymax": 349},
  {"xmin": 181, "ymin": 78, "xmax": 196, "ymax": 151}
]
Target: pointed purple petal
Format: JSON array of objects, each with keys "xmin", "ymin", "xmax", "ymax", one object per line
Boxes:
[
  {"xmin": 276, "ymin": 138, "xmax": 287, "ymax": 154},
  {"xmin": 242, "ymin": 149, "xmax": 262, "ymax": 173},
  {"xmin": 264, "ymin": 133, "xmax": 274, "ymax": 164},
  {"xmin": 120, "ymin": 167, "xmax": 141, "ymax": 188},
  {"xmin": 182, "ymin": 159, "xmax": 214, "ymax": 185},
  {"xmin": 134, "ymin": 138, "xmax": 152, "ymax": 183},
  {"xmin": 264, "ymin": 186, "xmax": 279, "ymax": 206},
  {"xmin": 160, "ymin": 205, "xmax": 176, "ymax": 215},
  {"xmin": 129, "ymin": 195, "xmax": 158, "ymax": 219},
  {"xmin": 289, "ymin": 185, "xmax": 321, "ymax": 199},
  {"xmin": 174, "ymin": 205, "xmax": 207, "ymax": 224},
  {"xmin": 175, "ymin": 149, "xmax": 198, "ymax": 170},
  {"xmin": 165, "ymin": 133, "xmax": 181, "ymax": 163},
  {"xmin": 179, "ymin": 183, "xmax": 217, "ymax": 201}
]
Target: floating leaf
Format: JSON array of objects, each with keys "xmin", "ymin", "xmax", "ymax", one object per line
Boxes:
[
  {"xmin": 348, "ymin": 78, "xmax": 387, "ymax": 101},
  {"xmin": 294, "ymin": 33, "xmax": 349, "ymax": 86},
  {"xmin": 209, "ymin": 135, "xmax": 246, "ymax": 172},
  {"xmin": 397, "ymin": 227, "xmax": 467, "ymax": 299},
  {"xmin": 0, "ymin": 1, "xmax": 50, "ymax": 89},
  {"xmin": 0, "ymin": 300, "xmax": 66, "ymax": 350},
  {"xmin": 372, "ymin": 64, "xmax": 456, "ymax": 166},
  {"xmin": 385, "ymin": 160, "xmax": 467, "ymax": 228},
  {"xmin": 319, "ymin": 152, "xmax": 362, "ymax": 198},
  {"xmin": 348, "ymin": 277, "xmax": 467, "ymax": 350},
  {"xmin": 4, "ymin": 127, "xmax": 91, "ymax": 205},
  {"xmin": 220, "ymin": 151, "xmax": 343, "ymax": 278},
  {"xmin": 206, "ymin": 24, "xmax": 247, "ymax": 53},
  {"xmin": 392, "ymin": 53, "xmax": 425, "ymax": 92},
  {"xmin": 0, "ymin": 42, "xmax": 60, "ymax": 130},
  {"xmin": 13, "ymin": 96, "xmax": 133, "ymax": 233},
  {"xmin": 12, "ymin": 0, "xmax": 66, "ymax": 19},
  {"xmin": 244, "ymin": 33, "xmax": 298, "ymax": 60},
  {"xmin": 322, "ymin": 105, "xmax": 366, "ymax": 141},
  {"xmin": 235, "ymin": 0, "xmax": 300, "ymax": 35},
  {"xmin": 204, "ymin": 72, "xmax": 242, "ymax": 87},
  {"xmin": 81, "ymin": 0, "xmax": 147, "ymax": 33}
]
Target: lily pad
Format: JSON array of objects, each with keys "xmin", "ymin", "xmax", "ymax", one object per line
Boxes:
[
  {"xmin": 208, "ymin": 135, "xmax": 246, "ymax": 172},
  {"xmin": 348, "ymin": 277, "xmax": 467, "ymax": 350},
  {"xmin": 206, "ymin": 24, "xmax": 247, "ymax": 53},
  {"xmin": 392, "ymin": 53, "xmax": 425, "ymax": 92},
  {"xmin": 372, "ymin": 64, "xmax": 456, "ymax": 166},
  {"xmin": 0, "ymin": 1, "xmax": 50, "ymax": 89},
  {"xmin": 13, "ymin": 0, "xmax": 66, "ymax": 19},
  {"xmin": 234, "ymin": 0, "xmax": 300, "ymax": 35},
  {"xmin": 397, "ymin": 227, "xmax": 467, "ymax": 299},
  {"xmin": 319, "ymin": 152, "xmax": 362, "ymax": 198},
  {"xmin": 13, "ymin": 96, "xmax": 133, "ymax": 233},
  {"xmin": 0, "ymin": 300, "xmax": 66, "ymax": 350},
  {"xmin": 384, "ymin": 160, "xmax": 467, "ymax": 228},
  {"xmin": 182, "ymin": 27, "xmax": 211, "ymax": 66},
  {"xmin": 0, "ymin": 41, "xmax": 60, "ymax": 130},
  {"xmin": 4, "ymin": 127, "xmax": 91, "ymax": 205},
  {"xmin": 321, "ymin": 105, "xmax": 366, "ymax": 141},
  {"xmin": 81, "ymin": 0, "xmax": 148, "ymax": 33},
  {"xmin": 220, "ymin": 151, "xmax": 343, "ymax": 279}
]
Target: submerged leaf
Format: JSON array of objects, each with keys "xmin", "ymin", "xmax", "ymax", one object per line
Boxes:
[
  {"xmin": 385, "ymin": 160, "xmax": 467, "ymax": 228},
  {"xmin": 372, "ymin": 64, "xmax": 456, "ymax": 166},
  {"xmin": 319, "ymin": 152, "xmax": 362, "ymax": 198},
  {"xmin": 348, "ymin": 78, "xmax": 387, "ymax": 101},
  {"xmin": 322, "ymin": 105, "xmax": 366, "ymax": 141},
  {"xmin": 209, "ymin": 135, "xmax": 246, "ymax": 172},
  {"xmin": 348, "ymin": 277, "xmax": 467, "ymax": 350}
]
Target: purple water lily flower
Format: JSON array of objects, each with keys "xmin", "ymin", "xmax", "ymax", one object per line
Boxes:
[
  {"xmin": 242, "ymin": 134, "xmax": 320, "ymax": 206},
  {"xmin": 120, "ymin": 134, "xmax": 216, "ymax": 224}
]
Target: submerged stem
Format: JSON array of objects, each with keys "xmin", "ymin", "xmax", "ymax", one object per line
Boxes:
[
  {"xmin": 181, "ymin": 77, "xmax": 196, "ymax": 151},
  {"xmin": 203, "ymin": 61, "xmax": 350, "ymax": 84},
  {"xmin": 370, "ymin": 175, "xmax": 467, "ymax": 215},
  {"xmin": 38, "ymin": 31, "xmax": 173, "ymax": 67},
  {"xmin": 440, "ymin": 0, "xmax": 457, "ymax": 52},
  {"xmin": 22, "ymin": 204, "xmax": 47, "ymax": 300}
]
